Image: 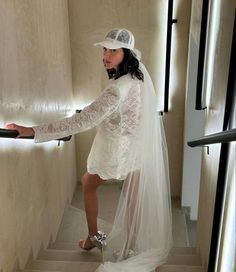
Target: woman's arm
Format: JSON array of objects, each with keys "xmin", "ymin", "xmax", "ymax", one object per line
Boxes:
[
  {"xmin": 32, "ymin": 87, "xmax": 120, "ymax": 143},
  {"xmin": 5, "ymin": 87, "xmax": 119, "ymax": 142}
]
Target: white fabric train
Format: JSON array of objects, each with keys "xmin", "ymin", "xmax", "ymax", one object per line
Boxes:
[{"xmin": 96, "ymin": 63, "xmax": 173, "ymax": 272}]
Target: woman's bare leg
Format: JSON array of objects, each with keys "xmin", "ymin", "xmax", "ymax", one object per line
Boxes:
[
  {"xmin": 82, "ymin": 172, "xmax": 104, "ymax": 235},
  {"xmin": 79, "ymin": 172, "xmax": 104, "ymax": 249}
]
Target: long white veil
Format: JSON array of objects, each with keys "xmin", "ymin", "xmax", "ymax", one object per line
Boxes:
[{"xmin": 96, "ymin": 63, "xmax": 173, "ymax": 272}]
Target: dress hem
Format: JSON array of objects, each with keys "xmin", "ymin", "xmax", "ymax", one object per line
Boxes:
[{"xmin": 87, "ymin": 168, "xmax": 126, "ymax": 181}]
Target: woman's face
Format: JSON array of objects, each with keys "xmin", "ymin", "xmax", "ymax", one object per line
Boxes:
[{"xmin": 103, "ymin": 48, "xmax": 124, "ymax": 70}]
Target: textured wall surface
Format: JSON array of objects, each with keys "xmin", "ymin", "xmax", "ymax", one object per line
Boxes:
[
  {"xmin": 68, "ymin": 0, "xmax": 191, "ymax": 196},
  {"xmin": 191, "ymin": 0, "xmax": 235, "ymax": 269},
  {"xmin": 0, "ymin": 1, "xmax": 77, "ymax": 271}
]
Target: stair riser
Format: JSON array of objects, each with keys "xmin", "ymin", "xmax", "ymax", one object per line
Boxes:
[{"xmin": 39, "ymin": 249, "xmax": 102, "ymax": 262}]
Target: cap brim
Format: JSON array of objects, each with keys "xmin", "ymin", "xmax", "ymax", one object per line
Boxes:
[{"xmin": 94, "ymin": 40, "xmax": 122, "ymax": 49}]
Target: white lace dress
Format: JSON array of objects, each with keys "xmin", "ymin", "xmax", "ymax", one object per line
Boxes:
[{"xmin": 33, "ymin": 74, "xmax": 142, "ymax": 180}]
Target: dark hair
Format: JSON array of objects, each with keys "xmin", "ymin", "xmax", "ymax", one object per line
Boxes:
[{"xmin": 107, "ymin": 48, "xmax": 144, "ymax": 81}]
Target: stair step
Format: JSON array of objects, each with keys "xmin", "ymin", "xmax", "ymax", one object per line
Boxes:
[
  {"xmin": 24, "ymin": 261, "xmax": 204, "ymax": 272},
  {"xmin": 26, "ymin": 260, "xmax": 100, "ymax": 272},
  {"xmin": 170, "ymin": 247, "xmax": 197, "ymax": 255},
  {"xmin": 166, "ymin": 253, "xmax": 201, "ymax": 266},
  {"xmin": 21, "ymin": 270, "xmax": 61, "ymax": 272},
  {"xmin": 22, "ymin": 263, "xmax": 204, "ymax": 272},
  {"xmin": 157, "ymin": 265, "xmax": 204, "ymax": 272},
  {"xmin": 26, "ymin": 251, "xmax": 202, "ymax": 272},
  {"xmin": 49, "ymin": 243, "xmax": 81, "ymax": 250},
  {"xmin": 38, "ymin": 248, "xmax": 102, "ymax": 262},
  {"xmin": 39, "ymin": 246, "xmax": 200, "ymax": 266},
  {"xmin": 49, "ymin": 242, "xmax": 197, "ymax": 255}
]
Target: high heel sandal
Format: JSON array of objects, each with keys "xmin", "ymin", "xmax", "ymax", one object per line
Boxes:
[{"xmin": 79, "ymin": 231, "xmax": 107, "ymax": 251}]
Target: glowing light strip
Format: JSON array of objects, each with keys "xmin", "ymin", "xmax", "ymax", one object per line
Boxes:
[
  {"xmin": 205, "ymin": 0, "xmax": 220, "ymax": 108},
  {"xmin": 219, "ymin": 143, "xmax": 236, "ymax": 271}
]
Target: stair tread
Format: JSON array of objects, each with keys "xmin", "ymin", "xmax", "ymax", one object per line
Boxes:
[
  {"xmin": 170, "ymin": 247, "xmax": 197, "ymax": 255},
  {"xmin": 25, "ymin": 260, "xmax": 204, "ymax": 272},
  {"xmin": 39, "ymin": 246, "xmax": 200, "ymax": 265},
  {"xmin": 20, "ymin": 270, "xmax": 62, "ymax": 272},
  {"xmin": 49, "ymin": 242, "xmax": 197, "ymax": 254},
  {"xmin": 38, "ymin": 248, "xmax": 102, "ymax": 262},
  {"xmin": 166, "ymin": 253, "xmax": 201, "ymax": 266},
  {"xmin": 26, "ymin": 260, "xmax": 101, "ymax": 272},
  {"xmin": 157, "ymin": 264, "xmax": 204, "ymax": 272}
]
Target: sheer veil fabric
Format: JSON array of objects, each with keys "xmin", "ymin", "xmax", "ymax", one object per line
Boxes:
[
  {"xmin": 32, "ymin": 55, "xmax": 172, "ymax": 271},
  {"xmin": 96, "ymin": 63, "xmax": 173, "ymax": 272}
]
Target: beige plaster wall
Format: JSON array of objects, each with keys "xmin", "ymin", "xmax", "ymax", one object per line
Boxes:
[
  {"xmin": 188, "ymin": 0, "xmax": 235, "ymax": 269},
  {"xmin": 0, "ymin": 1, "xmax": 77, "ymax": 271},
  {"xmin": 68, "ymin": 0, "xmax": 191, "ymax": 196}
]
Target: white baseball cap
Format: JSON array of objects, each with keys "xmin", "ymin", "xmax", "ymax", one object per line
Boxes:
[
  {"xmin": 94, "ymin": 28, "xmax": 135, "ymax": 50},
  {"xmin": 94, "ymin": 28, "xmax": 141, "ymax": 60}
]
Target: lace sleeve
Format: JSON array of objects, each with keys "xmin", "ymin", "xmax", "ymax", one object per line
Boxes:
[
  {"xmin": 33, "ymin": 87, "xmax": 120, "ymax": 143},
  {"xmin": 120, "ymin": 84, "xmax": 142, "ymax": 135}
]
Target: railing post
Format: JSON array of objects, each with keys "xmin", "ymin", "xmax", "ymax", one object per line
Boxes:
[
  {"xmin": 207, "ymin": 142, "xmax": 229, "ymax": 272},
  {"xmin": 195, "ymin": 0, "xmax": 210, "ymax": 110},
  {"xmin": 163, "ymin": 0, "xmax": 178, "ymax": 113}
]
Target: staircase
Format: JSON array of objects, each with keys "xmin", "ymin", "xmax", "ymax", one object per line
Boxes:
[
  {"xmin": 21, "ymin": 244, "xmax": 204, "ymax": 272},
  {"xmin": 19, "ymin": 184, "xmax": 204, "ymax": 272}
]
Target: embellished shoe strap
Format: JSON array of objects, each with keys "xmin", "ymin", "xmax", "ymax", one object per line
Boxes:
[{"xmin": 89, "ymin": 230, "xmax": 107, "ymax": 250}]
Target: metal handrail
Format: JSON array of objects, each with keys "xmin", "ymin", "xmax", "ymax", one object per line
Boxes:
[
  {"xmin": 188, "ymin": 128, "xmax": 236, "ymax": 272},
  {"xmin": 0, "ymin": 128, "xmax": 72, "ymax": 142},
  {"xmin": 0, "ymin": 110, "xmax": 83, "ymax": 142},
  {"xmin": 187, "ymin": 128, "xmax": 236, "ymax": 147}
]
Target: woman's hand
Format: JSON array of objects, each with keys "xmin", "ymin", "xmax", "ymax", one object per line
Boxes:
[{"xmin": 5, "ymin": 123, "xmax": 35, "ymax": 138}]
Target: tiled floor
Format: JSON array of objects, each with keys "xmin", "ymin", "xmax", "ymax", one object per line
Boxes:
[{"xmin": 56, "ymin": 182, "xmax": 196, "ymax": 248}]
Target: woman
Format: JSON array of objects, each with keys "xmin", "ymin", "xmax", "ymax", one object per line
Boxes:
[{"xmin": 6, "ymin": 29, "xmax": 172, "ymax": 271}]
